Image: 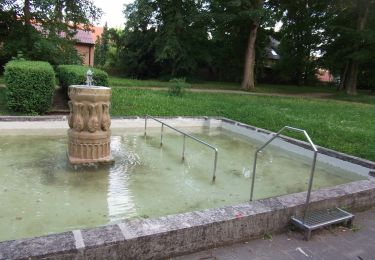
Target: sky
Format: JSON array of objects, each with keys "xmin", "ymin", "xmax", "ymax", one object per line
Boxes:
[{"xmin": 93, "ymin": 0, "xmax": 134, "ymax": 28}]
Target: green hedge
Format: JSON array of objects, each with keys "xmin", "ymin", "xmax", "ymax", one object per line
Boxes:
[
  {"xmin": 57, "ymin": 65, "xmax": 109, "ymax": 91},
  {"xmin": 4, "ymin": 61, "xmax": 55, "ymax": 114}
]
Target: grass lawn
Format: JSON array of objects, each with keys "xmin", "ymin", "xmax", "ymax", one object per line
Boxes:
[
  {"xmin": 111, "ymin": 88, "xmax": 375, "ymax": 162},
  {"xmin": 109, "ymin": 76, "xmax": 375, "ymax": 104},
  {"xmin": 0, "ymin": 83, "xmax": 373, "ymax": 161},
  {"xmin": 255, "ymin": 84, "xmax": 334, "ymax": 93},
  {"xmin": 108, "ymin": 76, "xmax": 335, "ymax": 93},
  {"xmin": 330, "ymin": 92, "xmax": 375, "ymax": 105},
  {"xmin": 109, "ymin": 77, "xmax": 171, "ymax": 88}
]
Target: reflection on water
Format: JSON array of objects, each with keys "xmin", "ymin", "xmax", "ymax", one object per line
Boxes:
[
  {"xmin": 0, "ymin": 127, "xmax": 365, "ymax": 241},
  {"xmin": 107, "ymin": 136, "xmax": 137, "ymax": 221}
]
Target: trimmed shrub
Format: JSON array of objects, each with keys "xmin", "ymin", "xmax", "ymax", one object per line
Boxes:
[
  {"xmin": 57, "ymin": 65, "xmax": 109, "ymax": 91},
  {"xmin": 168, "ymin": 78, "xmax": 191, "ymax": 96},
  {"xmin": 4, "ymin": 61, "xmax": 55, "ymax": 114}
]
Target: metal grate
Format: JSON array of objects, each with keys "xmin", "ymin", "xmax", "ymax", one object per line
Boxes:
[{"xmin": 291, "ymin": 207, "xmax": 354, "ymax": 240}]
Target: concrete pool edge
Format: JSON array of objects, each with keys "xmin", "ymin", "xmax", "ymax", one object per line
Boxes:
[
  {"xmin": 0, "ymin": 180, "xmax": 374, "ymax": 260},
  {"xmin": 220, "ymin": 117, "xmax": 375, "ymax": 170}
]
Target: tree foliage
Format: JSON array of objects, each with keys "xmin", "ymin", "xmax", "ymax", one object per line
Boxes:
[
  {"xmin": 118, "ymin": 0, "xmax": 278, "ymax": 84},
  {"xmin": 0, "ymin": 0, "xmax": 102, "ymax": 68},
  {"xmin": 320, "ymin": 0, "xmax": 375, "ymax": 94},
  {"xmin": 119, "ymin": 0, "xmax": 210, "ymax": 79},
  {"xmin": 94, "ymin": 22, "xmax": 109, "ymax": 67},
  {"xmin": 270, "ymin": 0, "xmax": 375, "ymax": 93},
  {"xmin": 270, "ymin": 0, "xmax": 334, "ymax": 86},
  {"xmin": 209, "ymin": 0, "xmax": 265, "ymax": 83}
]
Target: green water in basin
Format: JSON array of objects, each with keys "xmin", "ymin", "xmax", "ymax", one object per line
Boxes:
[{"xmin": 0, "ymin": 127, "xmax": 365, "ymax": 241}]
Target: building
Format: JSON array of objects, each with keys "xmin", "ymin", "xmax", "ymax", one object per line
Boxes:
[
  {"xmin": 73, "ymin": 29, "xmax": 95, "ymax": 66},
  {"xmin": 33, "ymin": 24, "xmax": 103, "ymax": 66},
  {"xmin": 316, "ymin": 68, "xmax": 334, "ymax": 83},
  {"xmin": 72, "ymin": 26, "xmax": 104, "ymax": 66}
]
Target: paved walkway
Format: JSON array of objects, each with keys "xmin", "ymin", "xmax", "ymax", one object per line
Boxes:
[
  {"xmin": 129, "ymin": 86, "xmax": 334, "ymax": 99},
  {"xmin": 175, "ymin": 208, "xmax": 375, "ymax": 260}
]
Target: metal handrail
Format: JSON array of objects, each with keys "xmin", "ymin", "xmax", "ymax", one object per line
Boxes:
[
  {"xmin": 144, "ymin": 115, "xmax": 218, "ymax": 182},
  {"xmin": 250, "ymin": 126, "xmax": 318, "ymax": 223}
]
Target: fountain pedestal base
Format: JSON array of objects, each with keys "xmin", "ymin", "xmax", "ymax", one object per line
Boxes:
[
  {"xmin": 68, "ymin": 130, "xmax": 114, "ymax": 165},
  {"xmin": 67, "ymin": 85, "xmax": 114, "ymax": 165}
]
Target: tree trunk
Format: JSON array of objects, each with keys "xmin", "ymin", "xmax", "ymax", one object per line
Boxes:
[
  {"xmin": 338, "ymin": 62, "xmax": 349, "ymax": 91},
  {"xmin": 345, "ymin": 60, "xmax": 359, "ymax": 95},
  {"xmin": 343, "ymin": 0, "xmax": 370, "ymax": 95},
  {"xmin": 54, "ymin": 0, "xmax": 64, "ymax": 35},
  {"xmin": 54, "ymin": 0, "xmax": 63, "ymax": 23},
  {"xmin": 23, "ymin": 0, "xmax": 31, "ymax": 25},
  {"xmin": 23, "ymin": 0, "xmax": 33, "ymax": 54},
  {"xmin": 241, "ymin": 23, "xmax": 259, "ymax": 91},
  {"xmin": 241, "ymin": 0, "xmax": 264, "ymax": 91}
]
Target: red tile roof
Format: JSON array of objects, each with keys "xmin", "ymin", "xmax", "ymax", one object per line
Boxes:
[
  {"xmin": 74, "ymin": 29, "xmax": 94, "ymax": 45},
  {"xmin": 33, "ymin": 24, "xmax": 95, "ymax": 45},
  {"xmin": 92, "ymin": 26, "xmax": 104, "ymax": 42}
]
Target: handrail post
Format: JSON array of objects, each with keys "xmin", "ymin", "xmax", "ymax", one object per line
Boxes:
[
  {"xmin": 144, "ymin": 116, "xmax": 147, "ymax": 137},
  {"xmin": 182, "ymin": 135, "xmax": 186, "ymax": 161},
  {"xmin": 303, "ymin": 150, "xmax": 318, "ymax": 223},
  {"xmin": 250, "ymin": 152, "xmax": 258, "ymax": 201},
  {"xmin": 212, "ymin": 150, "xmax": 218, "ymax": 182},
  {"xmin": 160, "ymin": 123, "xmax": 164, "ymax": 147}
]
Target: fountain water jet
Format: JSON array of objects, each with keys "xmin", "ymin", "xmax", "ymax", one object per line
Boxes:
[{"xmin": 67, "ymin": 70, "xmax": 113, "ymax": 165}]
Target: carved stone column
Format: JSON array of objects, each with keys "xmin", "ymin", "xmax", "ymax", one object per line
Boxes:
[{"xmin": 67, "ymin": 85, "xmax": 113, "ymax": 165}]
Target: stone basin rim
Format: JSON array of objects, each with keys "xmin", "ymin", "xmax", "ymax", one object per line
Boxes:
[{"xmin": 0, "ymin": 179, "xmax": 374, "ymax": 260}]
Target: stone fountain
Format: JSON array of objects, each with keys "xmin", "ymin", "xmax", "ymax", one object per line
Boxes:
[{"xmin": 67, "ymin": 69, "xmax": 113, "ymax": 165}]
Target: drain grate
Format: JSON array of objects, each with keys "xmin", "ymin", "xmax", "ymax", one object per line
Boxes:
[{"xmin": 291, "ymin": 207, "xmax": 354, "ymax": 240}]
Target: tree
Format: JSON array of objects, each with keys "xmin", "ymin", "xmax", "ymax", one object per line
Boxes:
[
  {"xmin": 120, "ymin": 0, "xmax": 210, "ymax": 78},
  {"xmin": 94, "ymin": 22, "xmax": 109, "ymax": 67},
  {"xmin": 204, "ymin": 0, "xmax": 249, "ymax": 82},
  {"xmin": 271, "ymin": 0, "xmax": 333, "ymax": 86},
  {"xmin": 206, "ymin": 0, "xmax": 275, "ymax": 84},
  {"xmin": 320, "ymin": 0, "xmax": 375, "ymax": 94},
  {"xmin": 342, "ymin": 0, "xmax": 372, "ymax": 94},
  {"xmin": 153, "ymin": 0, "xmax": 209, "ymax": 77},
  {"xmin": 120, "ymin": 0, "xmax": 160, "ymax": 78},
  {"xmin": 207, "ymin": 0, "xmax": 268, "ymax": 89},
  {"xmin": 116, "ymin": 0, "xmax": 276, "ymax": 85}
]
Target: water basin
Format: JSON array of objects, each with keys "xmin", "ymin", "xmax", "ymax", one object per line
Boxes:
[{"xmin": 0, "ymin": 119, "xmax": 367, "ymax": 242}]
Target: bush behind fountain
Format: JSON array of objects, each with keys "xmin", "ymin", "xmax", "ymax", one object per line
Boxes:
[
  {"xmin": 57, "ymin": 65, "xmax": 108, "ymax": 93},
  {"xmin": 4, "ymin": 60, "xmax": 55, "ymax": 114}
]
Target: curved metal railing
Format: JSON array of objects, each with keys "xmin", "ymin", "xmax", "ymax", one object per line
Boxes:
[
  {"xmin": 144, "ymin": 115, "xmax": 218, "ymax": 182},
  {"xmin": 250, "ymin": 126, "xmax": 318, "ymax": 223}
]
